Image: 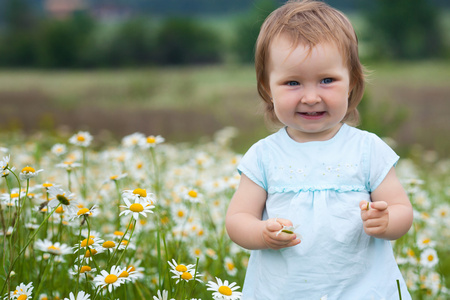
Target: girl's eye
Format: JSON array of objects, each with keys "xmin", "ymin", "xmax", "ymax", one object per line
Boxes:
[
  {"xmin": 321, "ymin": 78, "xmax": 333, "ymax": 84},
  {"xmin": 286, "ymin": 81, "xmax": 299, "ymax": 86}
]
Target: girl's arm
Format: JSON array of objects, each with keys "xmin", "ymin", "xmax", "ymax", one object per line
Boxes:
[
  {"xmin": 360, "ymin": 167, "xmax": 413, "ymax": 240},
  {"xmin": 226, "ymin": 174, "xmax": 301, "ymax": 250}
]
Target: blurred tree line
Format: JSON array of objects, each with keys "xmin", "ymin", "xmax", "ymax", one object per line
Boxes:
[{"xmin": 0, "ymin": 0, "xmax": 447, "ymax": 69}]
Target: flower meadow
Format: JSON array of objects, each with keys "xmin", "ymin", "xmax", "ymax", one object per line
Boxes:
[{"xmin": 0, "ymin": 128, "xmax": 448, "ymax": 300}]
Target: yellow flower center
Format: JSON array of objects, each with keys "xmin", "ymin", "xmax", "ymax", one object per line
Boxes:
[
  {"xmin": 177, "ymin": 210, "xmax": 185, "ymax": 217},
  {"xmin": 188, "ymin": 190, "xmax": 198, "ymax": 198},
  {"xmin": 133, "ymin": 188, "xmax": 147, "ymax": 197},
  {"xmin": 17, "ymin": 295, "xmax": 27, "ymax": 300},
  {"xmin": 130, "ymin": 203, "xmax": 144, "ymax": 212},
  {"xmin": 102, "ymin": 241, "xmax": 115, "ymax": 248},
  {"xmin": 55, "ymin": 206, "xmax": 65, "ymax": 214},
  {"xmin": 218, "ymin": 286, "xmax": 232, "ymax": 296},
  {"xmin": 119, "ymin": 270, "xmax": 129, "ymax": 278},
  {"xmin": 428, "ymin": 254, "xmax": 434, "ymax": 262},
  {"xmin": 227, "ymin": 262, "xmax": 235, "ymax": 270},
  {"xmin": 422, "ymin": 238, "xmax": 431, "ymax": 245},
  {"xmin": 11, "ymin": 193, "xmax": 19, "ymax": 198},
  {"xmin": 175, "ymin": 264, "xmax": 187, "ymax": 272},
  {"xmin": 77, "ymin": 135, "xmax": 86, "ymax": 142},
  {"xmin": 43, "ymin": 182, "xmax": 53, "ymax": 188},
  {"xmin": 105, "ymin": 274, "xmax": 118, "ymax": 284},
  {"xmin": 181, "ymin": 272, "xmax": 192, "ymax": 280},
  {"xmin": 21, "ymin": 166, "xmax": 35, "ymax": 173},
  {"xmin": 85, "ymin": 249, "xmax": 97, "ymax": 257},
  {"xmin": 114, "ymin": 231, "xmax": 124, "ymax": 236},
  {"xmin": 77, "ymin": 208, "xmax": 90, "ymax": 215},
  {"xmin": 128, "ymin": 265, "xmax": 136, "ymax": 272},
  {"xmin": 80, "ymin": 265, "xmax": 92, "ymax": 273},
  {"xmin": 147, "ymin": 136, "xmax": 156, "ymax": 144},
  {"xmin": 81, "ymin": 238, "xmax": 94, "ymax": 247},
  {"xmin": 47, "ymin": 245, "xmax": 60, "ymax": 251}
]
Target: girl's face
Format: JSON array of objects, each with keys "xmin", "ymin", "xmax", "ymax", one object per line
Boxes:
[{"xmin": 267, "ymin": 35, "xmax": 351, "ymax": 143}]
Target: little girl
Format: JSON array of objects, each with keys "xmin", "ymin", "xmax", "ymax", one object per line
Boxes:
[{"xmin": 225, "ymin": 1, "xmax": 414, "ymax": 299}]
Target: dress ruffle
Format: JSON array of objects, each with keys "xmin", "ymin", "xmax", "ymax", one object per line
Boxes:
[{"xmin": 268, "ymin": 185, "xmax": 367, "ymax": 194}]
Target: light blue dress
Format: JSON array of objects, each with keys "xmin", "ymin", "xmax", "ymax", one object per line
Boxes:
[{"xmin": 238, "ymin": 124, "xmax": 411, "ymax": 300}]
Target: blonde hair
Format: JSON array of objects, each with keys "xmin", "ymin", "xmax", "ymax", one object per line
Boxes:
[{"xmin": 255, "ymin": 0, "xmax": 365, "ymax": 126}]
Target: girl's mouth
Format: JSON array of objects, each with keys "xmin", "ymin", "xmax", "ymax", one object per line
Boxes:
[{"xmin": 299, "ymin": 111, "xmax": 326, "ymax": 119}]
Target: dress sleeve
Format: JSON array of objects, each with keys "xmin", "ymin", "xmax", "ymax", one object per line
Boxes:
[
  {"xmin": 237, "ymin": 142, "xmax": 267, "ymax": 191},
  {"xmin": 366, "ymin": 133, "xmax": 400, "ymax": 192}
]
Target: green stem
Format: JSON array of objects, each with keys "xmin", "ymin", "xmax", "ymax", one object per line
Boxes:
[
  {"xmin": 397, "ymin": 279, "xmax": 402, "ymax": 300},
  {"xmin": 82, "ymin": 148, "xmax": 87, "ymax": 199},
  {"xmin": 114, "ymin": 181, "xmax": 122, "ymax": 229},
  {"xmin": 107, "ymin": 218, "xmax": 133, "ymax": 268},
  {"xmin": 1, "ymin": 204, "xmax": 59, "ymax": 295},
  {"xmin": 115, "ymin": 220, "xmax": 136, "ymax": 267},
  {"xmin": 149, "ymin": 148, "xmax": 160, "ymax": 197},
  {"xmin": 32, "ymin": 255, "xmax": 54, "ymax": 300}
]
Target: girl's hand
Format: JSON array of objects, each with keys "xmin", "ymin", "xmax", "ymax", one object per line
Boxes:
[
  {"xmin": 261, "ymin": 218, "xmax": 301, "ymax": 250},
  {"xmin": 360, "ymin": 200, "xmax": 389, "ymax": 238}
]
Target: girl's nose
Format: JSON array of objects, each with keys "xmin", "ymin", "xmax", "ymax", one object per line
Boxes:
[{"xmin": 301, "ymin": 88, "xmax": 321, "ymax": 105}]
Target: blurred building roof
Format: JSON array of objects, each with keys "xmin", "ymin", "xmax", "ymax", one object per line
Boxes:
[{"xmin": 44, "ymin": 0, "xmax": 86, "ymax": 19}]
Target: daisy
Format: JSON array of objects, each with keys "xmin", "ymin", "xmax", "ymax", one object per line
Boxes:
[
  {"xmin": 139, "ymin": 135, "xmax": 165, "ymax": 149},
  {"xmin": 224, "ymin": 257, "xmax": 238, "ymax": 276},
  {"xmin": 69, "ymin": 131, "xmax": 93, "ymax": 147},
  {"xmin": 434, "ymin": 203, "xmax": 450, "ymax": 221},
  {"xmin": 206, "ymin": 277, "xmax": 242, "ymax": 300},
  {"xmin": 167, "ymin": 259, "xmax": 196, "ymax": 277},
  {"xmin": 93, "ymin": 265, "xmax": 126, "ymax": 293},
  {"xmin": 0, "ymin": 155, "xmax": 10, "ymax": 170},
  {"xmin": 8, "ymin": 282, "xmax": 34, "ymax": 300},
  {"xmin": 420, "ymin": 248, "xmax": 439, "ymax": 268},
  {"xmin": 35, "ymin": 239, "xmax": 72, "ymax": 256},
  {"xmin": 75, "ymin": 247, "xmax": 103, "ymax": 264},
  {"xmin": 19, "ymin": 166, "xmax": 44, "ymax": 180},
  {"xmin": 167, "ymin": 259, "xmax": 202, "ymax": 285},
  {"xmin": 68, "ymin": 205, "xmax": 98, "ymax": 221},
  {"xmin": 69, "ymin": 265, "xmax": 97, "ymax": 279},
  {"xmin": 124, "ymin": 259, "xmax": 145, "ymax": 281},
  {"xmin": 73, "ymin": 236, "xmax": 104, "ymax": 253},
  {"xmin": 101, "ymin": 240, "xmax": 117, "ymax": 252},
  {"xmin": 104, "ymin": 173, "xmax": 127, "ymax": 184},
  {"xmin": 47, "ymin": 186, "xmax": 78, "ymax": 214},
  {"xmin": 180, "ymin": 187, "xmax": 203, "ymax": 203},
  {"xmin": 51, "ymin": 143, "xmax": 67, "ymax": 156},
  {"xmin": 120, "ymin": 195, "xmax": 155, "ymax": 221},
  {"xmin": 0, "ymin": 193, "xmax": 20, "ymax": 207},
  {"xmin": 417, "ymin": 234, "xmax": 436, "ymax": 250},
  {"xmin": 63, "ymin": 291, "xmax": 90, "ymax": 300},
  {"xmin": 1, "ymin": 166, "xmax": 14, "ymax": 177},
  {"xmin": 152, "ymin": 289, "xmax": 175, "ymax": 300},
  {"xmin": 118, "ymin": 266, "xmax": 140, "ymax": 283},
  {"xmin": 121, "ymin": 132, "xmax": 145, "ymax": 148},
  {"xmin": 55, "ymin": 161, "xmax": 82, "ymax": 171},
  {"xmin": 122, "ymin": 188, "xmax": 155, "ymax": 203}
]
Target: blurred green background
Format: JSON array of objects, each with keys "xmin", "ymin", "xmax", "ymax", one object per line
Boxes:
[{"xmin": 0, "ymin": 0, "xmax": 449, "ymax": 157}]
